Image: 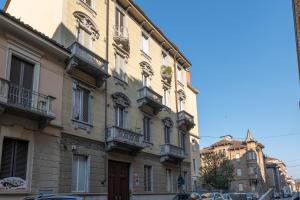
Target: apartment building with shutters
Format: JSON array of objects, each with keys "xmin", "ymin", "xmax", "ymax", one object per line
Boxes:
[
  {"xmin": 4, "ymin": 0, "xmax": 200, "ymax": 199},
  {"xmin": 0, "ymin": 11, "xmax": 69, "ymax": 200}
]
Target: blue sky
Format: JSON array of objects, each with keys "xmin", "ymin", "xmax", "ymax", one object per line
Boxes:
[{"xmin": 1, "ymin": 1, "xmax": 300, "ymax": 178}]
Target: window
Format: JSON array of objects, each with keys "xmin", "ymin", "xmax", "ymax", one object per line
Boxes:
[
  {"xmin": 0, "ymin": 138, "xmax": 28, "ymax": 181},
  {"xmin": 164, "ymin": 125, "xmax": 171, "ymax": 144},
  {"xmin": 8, "ymin": 55, "xmax": 35, "ymax": 107},
  {"xmin": 77, "ymin": 28, "xmax": 93, "ymax": 49},
  {"xmin": 193, "ymin": 159, "xmax": 196, "ymax": 172},
  {"xmin": 178, "ymin": 98, "xmax": 185, "ymax": 112},
  {"xmin": 81, "ymin": 0, "xmax": 94, "ymax": 9},
  {"xmin": 141, "ymin": 33, "xmax": 149, "ymax": 55},
  {"xmin": 115, "ymin": 8, "xmax": 125, "ymax": 29},
  {"xmin": 192, "ymin": 140, "xmax": 196, "ymax": 152},
  {"xmin": 144, "ymin": 165, "xmax": 152, "ymax": 192},
  {"xmin": 248, "ymin": 151, "xmax": 256, "ymax": 160},
  {"xmin": 162, "ymin": 51, "xmax": 168, "ymax": 65},
  {"xmin": 114, "ymin": 53, "xmax": 127, "ymax": 82},
  {"xmin": 179, "ymin": 132, "xmax": 186, "ymax": 153},
  {"xmin": 143, "ymin": 116, "xmax": 151, "ymax": 142},
  {"xmin": 183, "ymin": 171, "xmax": 188, "ymax": 191},
  {"xmin": 72, "ymin": 155, "xmax": 89, "ymax": 192},
  {"xmin": 73, "ymin": 85, "xmax": 91, "ymax": 124},
  {"xmin": 163, "ymin": 88, "xmax": 170, "ymax": 107},
  {"xmin": 237, "ymin": 169, "xmax": 242, "ymax": 176},
  {"xmin": 177, "ymin": 65, "xmax": 183, "ymax": 83},
  {"xmin": 142, "ymin": 74, "xmax": 150, "ymax": 87},
  {"xmin": 236, "ymin": 153, "xmax": 240, "ymax": 162},
  {"xmin": 166, "ymin": 169, "xmax": 173, "ymax": 192},
  {"xmin": 249, "ymin": 167, "xmax": 258, "ymax": 175},
  {"xmin": 238, "ymin": 184, "xmax": 244, "ymax": 192},
  {"xmin": 115, "ymin": 105, "xmax": 128, "ymax": 128}
]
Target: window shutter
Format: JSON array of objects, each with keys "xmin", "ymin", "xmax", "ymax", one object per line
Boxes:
[
  {"xmin": 14, "ymin": 140, "xmax": 28, "ymax": 179},
  {"xmin": 10, "ymin": 56, "xmax": 22, "ymax": 86},
  {"xmin": 124, "ymin": 110, "xmax": 128, "ymax": 129},
  {"xmin": 72, "ymin": 86, "xmax": 80, "ymax": 120},
  {"xmin": 0, "ymin": 138, "xmax": 14, "ymax": 179},
  {"xmin": 82, "ymin": 89, "xmax": 90, "ymax": 123},
  {"xmin": 88, "ymin": 93, "xmax": 93, "ymax": 125}
]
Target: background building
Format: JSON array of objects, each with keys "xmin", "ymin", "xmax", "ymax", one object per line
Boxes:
[
  {"xmin": 200, "ymin": 131, "xmax": 267, "ymax": 195},
  {"xmin": 265, "ymin": 157, "xmax": 296, "ymax": 196},
  {"xmin": 2, "ymin": 0, "xmax": 200, "ymax": 200}
]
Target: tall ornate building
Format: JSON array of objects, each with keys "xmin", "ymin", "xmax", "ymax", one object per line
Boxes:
[
  {"xmin": 200, "ymin": 131, "xmax": 267, "ymax": 195},
  {"xmin": 293, "ymin": 0, "xmax": 300, "ymax": 77},
  {"xmin": 1, "ymin": 0, "xmax": 200, "ymax": 199}
]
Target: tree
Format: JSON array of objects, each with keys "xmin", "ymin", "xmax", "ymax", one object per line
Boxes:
[{"xmin": 200, "ymin": 152, "xmax": 234, "ymax": 190}]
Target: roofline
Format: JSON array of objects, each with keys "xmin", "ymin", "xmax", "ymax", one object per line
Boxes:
[
  {"xmin": 0, "ymin": 11, "xmax": 70, "ymax": 56},
  {"xmin": 3, "ymin": 0, "xmax": 11, "ymax": 12},
  {"xmin": 187, "ymin": 82, "xmax": 199, "ymax": 94},
  {"xmin": 126, "ymin": 0, "xmax": 192, "ymax": 67}
]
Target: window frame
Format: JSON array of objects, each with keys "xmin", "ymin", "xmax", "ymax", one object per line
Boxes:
[
  {"xmin": 114, "ymin": 52, "xmax": 127, "ymax": 83},
  {"xmin": 237, "ymin": 168, "xmax": 242, "ymax": 176},
  {"xmin": 143, "ymin": 115, "xmax": 151, "ymax": 143},
  {"xmin": 72, "ymin": 154, "xmax": 90, "ymax": 193},
  {"xmin": 144, "ymin": 165, "xmax": 153, "ymax": 192},
  {"xmin": 162, "ymin": 51, "xmax": 168, "ymax": 66},
  {"xmin": 141, "ymin": 32, "xmax": 150, "ymax": 55},
  {"xmin": 166, "ymin": 168, "xmax": 173, "ymax": 192}
]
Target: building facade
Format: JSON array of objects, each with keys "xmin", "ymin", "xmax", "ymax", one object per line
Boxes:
[
  {"xmin": 2, "ymin": 0, "xmax": 200, "ymax": 200},
  {"xmin": 265, "ymin": 157, "xmax": 296, "ymax": 195},
  {"xmin": 0, "ymin": 11, "xmax": 69, "ymax": 200},
  {"xmin": 200, "ymin": 131, "xmax": 267, "ymax": 195}
]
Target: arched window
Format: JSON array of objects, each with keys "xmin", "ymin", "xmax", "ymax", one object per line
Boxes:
[
  {"xmin": 111, "ymin": 92, "xmax": 130, "ymax": 128},
  {"xmin": 162, "ymin": 117, "xmax": 173, "ymax": 144},
  {"xmin": 140, "ymin": 61, "xmax": 153, "ymax": 87},
  {"xmin": 73, "ymin": 11, "xmax": 99, "ymax": 48},
  {"xmin": 177, "ymin": 89, "xmax": 186, "ymax": 112}
]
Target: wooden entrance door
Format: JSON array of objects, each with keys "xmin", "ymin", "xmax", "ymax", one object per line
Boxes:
[{"xmin": 108, "ymin": 160, "xmax": 130, "ymax": 200}]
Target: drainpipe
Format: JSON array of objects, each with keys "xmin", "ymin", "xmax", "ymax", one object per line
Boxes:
[{"xmin": 102, "ymin": 0, "xmax": 110, "ymax": 186}]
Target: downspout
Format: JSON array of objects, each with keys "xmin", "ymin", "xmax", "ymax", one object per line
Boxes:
[{"xmin": 102, "ymin": 0, "xmax": 110, "ymax": 186}]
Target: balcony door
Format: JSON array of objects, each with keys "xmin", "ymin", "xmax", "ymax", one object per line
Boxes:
[
  {"xmin": 115, "ymin": 8, "xmax": 125, "ymax": 32},
  {"xmin": 8, "ymin": 55, "xmax": 34, "ymax": 108}
]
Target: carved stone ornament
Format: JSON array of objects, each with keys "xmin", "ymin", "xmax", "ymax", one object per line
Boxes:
[
  {"xmin": 0, "ymin": 177, "xmax": 27, "ymax": 190},
  {"xmin": 74, "ymin": 11, "xmax": 100, "ymax": 40},
  {"xmin": 140, "ymin": 61, "xmax": 154, "ymax": 77},
  {"xmin": 162, "ymin": 117, "xmax": 174, "ymax": 127},
  {"xmin": 111, "ymin": 92, "xmax": 131, "ymax": 108},
  {"xmin": 177, "ymin": 89, "xmax": 186, "ymax": 100}
]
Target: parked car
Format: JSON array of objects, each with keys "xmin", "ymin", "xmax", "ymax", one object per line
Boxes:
[
  {"xmin": 223, "ymin": 193, "xmax": 233, "ymax": 200},
  {"xmin": 172, "ymin": 193, "xmax": 201, "ymax": 200},
  {"xmin": 226, "ymin": 193, "xmax": 247, "ymax": 200},
  {"xmin": 23, "ymin": 194, "xmax": 83, "ymax": 200},
  {"xmin": 201, "ymin": 192, "xmax": 225, "ymax": 200}
]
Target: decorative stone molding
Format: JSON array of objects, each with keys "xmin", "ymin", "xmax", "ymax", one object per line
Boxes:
[
  {"xmin": 111, "ymin": 92, "xmax": 131, "ymax": 108},
  {"xmin": 162, "ymin": 117, "xmax": 173, "ymax": 127},
  {"xmin": 76, "ymin": 0, "xmax": 97, "ymax": 17},
  {"xmin": 73, "ymin": 11, "xmax": 99, "ymax": 40},
  {"xmin": 140, "ymin": 61, "xmax": 153, "ymax": 77},
  {"xmin": 177, "ymin": 89, "xmax": 186, "ymax": 100}
]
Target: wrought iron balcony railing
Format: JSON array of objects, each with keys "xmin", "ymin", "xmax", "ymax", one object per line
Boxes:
[
  {"xmin": 0, "ymin": 78, "xmax": 55, "ymax": 121},
  {"xmin": 106, "ymin": 126, "xmax": 145, "ymax": 152},
  {"xmin": 113, "ymin": 25, "xmax": 129, "ymax": 42}
]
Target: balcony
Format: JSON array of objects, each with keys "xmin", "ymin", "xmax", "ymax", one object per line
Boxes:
[
  {"xmin": 0, "ymin": 78, "xmax": 55, "ymax": 128},
  {"xmin": 67, "ymin": 42, "xmax": 109, "ymax": 87},
  {"xmin": 106, "ymin": 126, "xmax": 145, "ymax": 152},
  {"xmin": 177, "ymin": 110, "xmax": 195, "ymax": 131},
  {"xmin": 160, "ymin": 144, "xmax": 186, "ymax": 163},
  {"xmin": 137, "ymin": 86, "xmax": 164, "ymax": 115},
  {"xmin": 113, "ymin": 25, "xmax": 129, "ymax": 51}
]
